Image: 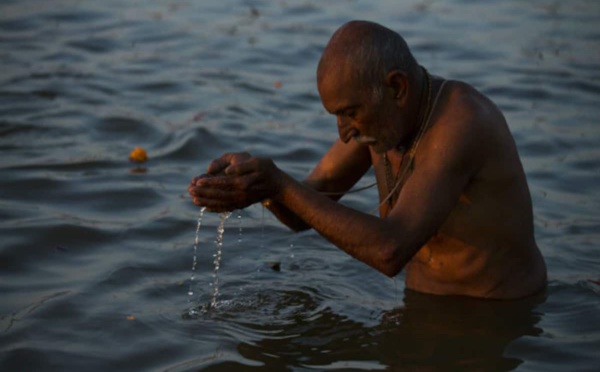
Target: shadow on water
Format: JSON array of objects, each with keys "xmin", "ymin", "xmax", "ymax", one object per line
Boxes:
[{"xmin": 174, "ymin": 289, "xmax": 545, "ymax": 371}]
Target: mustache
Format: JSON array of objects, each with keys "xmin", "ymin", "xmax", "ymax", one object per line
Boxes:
[{"xmin": 353, "ymin": 135, "xmax": 377, "ymax": 144}]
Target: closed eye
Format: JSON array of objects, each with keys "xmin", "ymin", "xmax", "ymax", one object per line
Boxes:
[
  {"xmin": 331, "ymin": 104, "xmax": 359, "ymax": 118},
  {"xmin": 340, "ymin": 106, "xmax": 359, "ymax": 119}
]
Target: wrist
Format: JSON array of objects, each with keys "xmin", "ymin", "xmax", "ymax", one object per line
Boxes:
[{"xmin": 271, "ymin": 168, "xmax": 295, "ymax": 202}]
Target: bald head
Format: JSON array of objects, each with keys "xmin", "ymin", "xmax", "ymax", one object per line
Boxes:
[{"xmin": 317, "ymin": 21, "xmax": 419, "ymax": 102}]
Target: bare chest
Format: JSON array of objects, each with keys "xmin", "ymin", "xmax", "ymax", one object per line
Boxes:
[{"xmin": 372, "ymin": 150, "xmax": 410, "ymax": 216}]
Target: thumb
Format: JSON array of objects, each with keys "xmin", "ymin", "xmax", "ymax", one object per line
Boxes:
[{"xmin": 206, "ymin": 153, "xmax": 237, "ymax": 174}]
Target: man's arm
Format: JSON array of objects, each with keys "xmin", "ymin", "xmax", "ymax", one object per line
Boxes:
[
  {"xmin": 267, "ymin": 100, "xmax": 486, "ymax": 276},
  {"xmin": 264, "ymin": 138, "xmax": 372, "ymax": 231},
  {"xmin": 189, "ymin": 138, "xmax": 372, "ymax": 231},
  {"xmin": 190, "ymin": 85, "xmax": 488, "ymax": 276}
]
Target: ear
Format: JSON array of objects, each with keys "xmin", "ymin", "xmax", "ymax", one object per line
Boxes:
[{"xmin": 384, "ymin": 70, "xmax": 409, "ymax": 106}]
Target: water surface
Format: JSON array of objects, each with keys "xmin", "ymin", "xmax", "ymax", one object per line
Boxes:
[{"xmin": 1, "ymin": 0, "xmax": 599, "ymax": 371}]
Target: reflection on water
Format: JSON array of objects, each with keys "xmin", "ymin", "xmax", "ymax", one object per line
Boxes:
[
  {"xmin": 174, "ymin": 288, "xmax": 544, "ymax": 371},
  {"xmin": 374, "ymin": 291, "xmax": 544, "ymax": 371},
  {"xmin": 1, "ymin": 0, "xmax": 599, "ymax": 371}
]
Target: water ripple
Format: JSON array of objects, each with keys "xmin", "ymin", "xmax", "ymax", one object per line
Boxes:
[{"xmin": 1, "ymin": 0, "xmax": 599, "ymax": 371}]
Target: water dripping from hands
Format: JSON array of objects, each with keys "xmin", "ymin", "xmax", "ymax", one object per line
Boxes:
[
  {"xmin": 187, "ymin": 207, "xmax": 206, "ymax": 316},
  {"xmin": 210, "ymin": 211, "xmax": 231, "ymax": 309}
]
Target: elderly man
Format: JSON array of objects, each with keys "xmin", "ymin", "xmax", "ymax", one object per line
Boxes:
[{"xmin": 188, "ymin": 20, "xmax": 547, "ymax": 299}]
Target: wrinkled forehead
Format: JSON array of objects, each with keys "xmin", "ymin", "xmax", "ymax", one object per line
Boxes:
[
  {"xmin": 318, "ymin": 54, "xmax": 341, "ymax": 78},
  {"xmin": 317, "ymin": 61, "xmax": 364, "ymax": 113},
  {"xmin": 317, "ymin": 58, "xmax": 357, "ymax": 95}
]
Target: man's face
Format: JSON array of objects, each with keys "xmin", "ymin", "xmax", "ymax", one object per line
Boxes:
[{"xmin": 317, "ymin": 66, "xmax": 405, "ymax": 154}]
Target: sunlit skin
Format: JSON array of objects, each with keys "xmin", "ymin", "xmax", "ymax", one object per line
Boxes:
[{"xmin": 188, "ymin": 21, "xmax": 547, "ymax": 299}]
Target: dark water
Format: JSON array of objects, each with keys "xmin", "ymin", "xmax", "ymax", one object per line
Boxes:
[{"xmin": 1, "ymin": 0, "xmax": 599, "ymax": 370}]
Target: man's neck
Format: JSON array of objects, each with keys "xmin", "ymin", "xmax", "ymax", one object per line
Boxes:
[{"xmin": 397, "ymin": 66, "xmax": 429, "ymax": 151}]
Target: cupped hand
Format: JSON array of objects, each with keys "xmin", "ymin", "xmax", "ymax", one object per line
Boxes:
[
  {"xmin": 188, "ymin": 153, "xmax": 282, "ymax": 212},
  {"xmin": 206, "ymin": 152, "xmax": 252, "ymax": 176}
]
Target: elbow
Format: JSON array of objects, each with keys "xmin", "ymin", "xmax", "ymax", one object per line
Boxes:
[
  {"xmin": 378, "ymin": 244, "xmax": 407, "ymax": 278},
  {"xmin": 290, "ymin": 224, "xmax": 310, "ymax": 233},
  {"xmin": 381, "ymin": 263, "xmax": 403, "ymax": 278}
]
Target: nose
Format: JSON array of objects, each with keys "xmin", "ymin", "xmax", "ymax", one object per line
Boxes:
[{"xmin": 337, "ymin": 116, "xmax": 357, "ymax": 143}]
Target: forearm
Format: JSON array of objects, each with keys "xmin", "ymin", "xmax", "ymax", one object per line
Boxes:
[
  {"xmin": 262, "ymin": 180, "xmax": 339, "ymax": 232},
  {"xmin": 247, "ymin": 140, "xmax": 373, "ymax": 233},
  {"xmin": 261, "ymin": 198, "xmax": 311, "ymax": 232},
  {"xmin": 272, "ymin": 172, "xmax": 410, "ymax": 276}
]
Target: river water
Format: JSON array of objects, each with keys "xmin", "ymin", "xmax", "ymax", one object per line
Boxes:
[{"xmin": 1, "ymin": 0, "xmax": 599, "ymax": 371}]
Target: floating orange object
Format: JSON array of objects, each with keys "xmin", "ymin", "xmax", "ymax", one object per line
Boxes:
[
  {"xmin": 126, "ymin": 315, "xmax": 136, "ymax": 321},
  {"xmin": 129, "ymin": 147, "xmax": 148, "ymax": 163},
  {"xmin": 273, "ymin": 81, "xmax": 282, "ymax": 88}
]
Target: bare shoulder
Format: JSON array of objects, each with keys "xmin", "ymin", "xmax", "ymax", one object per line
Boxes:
[
  {"xmin": 440, "ymin": 80, "xmax": 506, "ymax": 132},
  {"xmin": 419, "ymin": 80, "xmax": 492, "ymax": 175},
  {"xmin": 424, "ymin": 79, "xmax": 516, "ymax": 172}
]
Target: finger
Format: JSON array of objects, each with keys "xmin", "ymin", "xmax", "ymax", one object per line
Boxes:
[
  {"xmin": 207, "ymin": 157, "xmax": 230, "ymax": 175},
  {"xmin": 225, "ymin": 157, "xmax": 261, "ymax": 176},
  {"xmin": 190, "ymin": 175, "xmax": 205, "ymax": 190},
  {"xmin": 193, "ymin": 194, "xmax": 246, "ymax": 212},
  {"xmin": 191, "ymin": 177, "xmax": 258, "ymax": 207},
  {"xmin": 190, "ymin": 178, "xmax": 242, "ymax": 198},
  {"xmin": 189, "ymin": 176, "xmax": 209, "ymax": 196},
  {"xmin": 194, "ymin": 174, "xmax": 236, "ymax": 189},
  {"xmin": 207, "ymin": 152, "xmax": 251, "ymax": 174},
  {"xmin": 192, "ymin": 194, "xmax": 221, "ymax": 209}
]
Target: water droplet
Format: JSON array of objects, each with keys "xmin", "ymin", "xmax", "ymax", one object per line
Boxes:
[
  {"xmin": 187, "ymin": 206, "xmax": 206, "ymax": 310},
  {"xmin": 210, "ymin": 211, "xmax": 231, "ymax": 308},
  {"xmin": 237, "ymin": 211, "xmax": 243, "ymax": 244}
]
